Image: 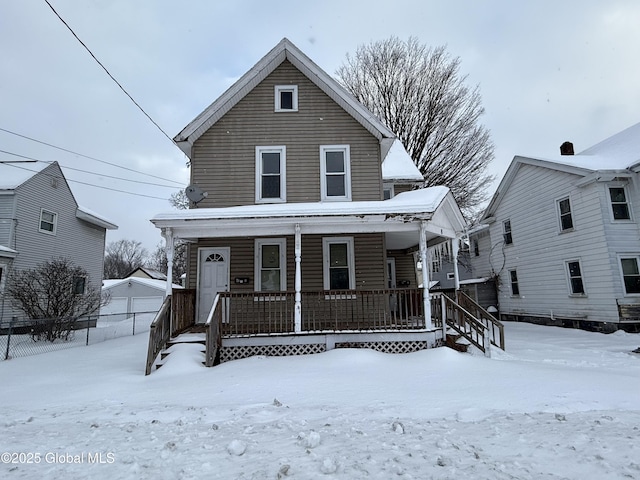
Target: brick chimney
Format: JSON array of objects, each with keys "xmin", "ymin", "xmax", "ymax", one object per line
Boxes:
[{"xmin": 560, "ymin": 141, "xmax": 574, "ymax": 155}]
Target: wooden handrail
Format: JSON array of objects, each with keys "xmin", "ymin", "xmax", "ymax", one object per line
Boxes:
[
  {"xmin": 145, "ymin": 295, "xmax": 172, "ymax": 375},
  {"xmin": 442, "ymin": 294, "xmax": 488, "ymax": 354},
  {"xmin": 204, "ymin": 294, "xmax": 221, "ymax": 367},
  {"xmin": 456, "ymin": 290, "xmax": 505, "ymax": 350}
]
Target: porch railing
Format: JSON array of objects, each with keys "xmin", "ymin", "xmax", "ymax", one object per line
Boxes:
[
  {"xmin": 204, "ymin": 294, "xmax": 222, "ymax": 367},
  {"xmin": 145, "ymin": 295, "xmax": 172, "ymax": 375},
  {"xmin": 221, "ymin": 291, "xmax": 296, "ymax": 335},
  {"xmin": 455, "ymin": 290, "xmax": 505, "ymax": 350},
  {"xmin": 172, "ymin": 289, "xmax": 196, "ymax": 335},
  {"xmin": 441, "ymin": 293, "xmax": 489, "ymax": 354}
]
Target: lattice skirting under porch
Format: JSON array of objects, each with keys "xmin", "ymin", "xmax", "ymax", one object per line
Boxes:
[
  {"xmin": 220, "ymin": 343, "xmax": 327, "ymax": 363},
  {"xmin": 220, "ymin": 339, "xmax": 436, "ymax": 362},
  {"xmin": 335, "ymin": 340, "xmax": 429, "ymax": 354}
]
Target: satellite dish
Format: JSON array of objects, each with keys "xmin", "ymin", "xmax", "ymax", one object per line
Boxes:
[{"xmin": 185, "ymin": 184, "xmax": 208, "ymax": 204}]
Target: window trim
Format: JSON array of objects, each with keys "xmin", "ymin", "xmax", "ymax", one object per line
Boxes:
[
  {"xmin": 320, "ymin": 145, "xmax": 351, "ymax": 201},
  {"xmin": 274, "ymin": 85, "xmax": 298, "ymax": 112},
  {"xmin": 565, "ymin": 259, "xmax": 586, "ymax": 296},
  {"xmin": 255, "ymin": 238, "xmax": 287, "ymax": 292},
  {"xmin": 383, "ymin": 183, "xmax": 395, "ymax": 200},
  {"xmin": 0, "ymin": 263, "xmax": 6, "ymax": 293},
  {"xmin": 72, "ymin": 275, "xmax": 87, "ymax": 295},
  {"xmin": 503, "ymin": 219, "xmax": 513, "ymax": 245},
  {"xmin": 39, "ymin": 208, "xmax": 58, "ymax": 235},
  {"xmin": 509, "ymin": 269, "xmax": 520, "ymax": 296},
  {"xmin": 472, "ymin": 238, "xmax": 480, "ymax": 257},
  {"xmin": 608, "ymin": 184, "xmax": 632, "ymax": 222},
  {"xmin": 255, "ymin": 146, "xmax": 286, "ymax": 203},
  {"xmin": 618, "ymin": 254, "xmax": 640, "ymax": 296},
  {"xmin": 557, "ymin": 196, "xmax": 574, "ymax": 233},
  {"xmin": 322, "ymin": 237, "xmax": 355, "ymax": 290}
]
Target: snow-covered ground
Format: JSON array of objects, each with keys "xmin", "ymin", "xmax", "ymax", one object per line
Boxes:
[{"xmin": 1, "ymin": 322, "xmax": 638, "ymax": 479}]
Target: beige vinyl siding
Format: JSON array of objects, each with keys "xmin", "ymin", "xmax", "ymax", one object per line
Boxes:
[
  {"xmin": 392, "ymin": 184, "xmax": 415, "ymax": 196},
  {"xmin": 490, "ymin": 164, "xmax": 617, "ymax": 322},
  {"xmin": 189, "ymin": 233, "xmax": 386, "ymax": 292},
  {"xmin": 191, "ymin": 60, "xmax": 382, "ymax": 207}
]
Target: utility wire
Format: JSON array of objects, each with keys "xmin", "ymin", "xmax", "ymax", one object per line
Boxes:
[
  {"xmin": 43, "ymin": 0, "xmax": 176, "ymax": 147},
  {"xmin": 0, "ymin": 127, "xmax": 184, "ymax": 186},
  {"xmin": 0, "ymin": 150, "xmax": 180, "ymax": 189},
  {"xmin": 2, "ymin": 159, "xmax": 175, "ymax": 201}
]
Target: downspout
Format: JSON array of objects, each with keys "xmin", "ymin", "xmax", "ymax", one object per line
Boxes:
[
  {"xmin": 294, "ymin": 223, "xmax": 302, "ymax": 333},
  {"xmin": 420, "ymin": 221, "xmax": 433, "ymax": 330}
]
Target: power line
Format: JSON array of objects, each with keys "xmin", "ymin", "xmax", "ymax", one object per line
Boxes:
[
  {"xmin": 0, "ymin": 149, "xmax": 181, "ymax": 189},
  {"xmin": 0, "ymin": 126, "xmax": 184, "ymax": 186},
  {"xmin": 43, "ymin": 0, "xmax": 177, "ymax": 147},
  {"xmin": 2, "ymin": 160, "xmax": 176, "ymax": 201}
]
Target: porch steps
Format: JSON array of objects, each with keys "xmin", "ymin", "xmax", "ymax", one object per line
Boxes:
[
  {"xmin": 445, "ymin": 327, "xmax": 471, "ymax": 353},
  {"xmin": 155, "ymin": 333, "xmax": 206, "ymax": 370}
]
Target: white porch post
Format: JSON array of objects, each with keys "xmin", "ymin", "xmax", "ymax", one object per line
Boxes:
[
  {"xmin": 420, "ymin": 221, "xmax": 433, "ymax": 330},
  {"xmin": 294, "ymin": 223, "xmax": 302, "ymax": 333},
  {"xmin": 452, "ymin": 237, "xmax": 460, "ymax": 291},
  {"xmin": 162, "ymin": 227, "xmax": 175, "ymax": 298}
]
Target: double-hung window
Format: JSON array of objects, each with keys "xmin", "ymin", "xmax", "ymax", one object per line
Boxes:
[
  {"xmin": 565, "ymin": 260, "xmax": 585, "ymax": 295},
  {"xmin": 509, "ymin": 269, "xmax": 520, "ymax": 296},
  {"xmin": 39, "ymin": 209, "xmax": 57, "ymax": 235},
  {"xmin": 255, "ymin": 239, "xmax": 286, "ymax": 292},
  {"xmin": 503, "ymin": 220, "xmax": 513, "ymax": 245},
  {"xmin": 558, "ymin": 197, "xmax": 574, "ymax": 231},
  {"xmin": 72, "ymin": 276, "xmax": 86, "ymax": 295},
  {"xmin": 620, "ymin": 257, "xmax": 640, "ymax": 294},
  {"xmin": 322, "ymin": 237, "xmax": 355, "ymax": 290},
  {"xmin": 609, "ymin": 187, "xmax": 631, "ymax": 220},
  {"xmin": 274, "ymin": 85, "xmax": 298, "ymax": 112},
  {"xmin": 256, "ymin": 146, "xmax": 286, "ymax": 203},
  {"xmin": 320, "ymin": 145, "xmax": 351, "ymax": 201}
]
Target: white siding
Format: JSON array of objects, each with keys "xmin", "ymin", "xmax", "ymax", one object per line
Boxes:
[{"xmin": 489, "ymin": 164, "xmax": 618, "ymax": 323}]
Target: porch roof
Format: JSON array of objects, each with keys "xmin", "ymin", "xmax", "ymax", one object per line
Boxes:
[{"xmin": 151, "ymin": 187, "xmax": 465, "ymax": 244}]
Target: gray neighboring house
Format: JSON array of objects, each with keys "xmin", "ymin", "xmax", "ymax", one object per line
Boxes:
[
  {"xmin": 470, "ymin": 122, "xmax": 640, "ymax": 332},
  {"xmin": 101, "ymin": 277, "xmax": 182, "ymax": 321},
  {"xmin": 0, "ymin": 161, "xmax": 117, "ymax": 323}
]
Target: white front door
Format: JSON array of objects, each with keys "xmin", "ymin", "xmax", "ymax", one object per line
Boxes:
[{"xmin": 197, "ymin": 247, "xmax": 230, "ymax": 324}]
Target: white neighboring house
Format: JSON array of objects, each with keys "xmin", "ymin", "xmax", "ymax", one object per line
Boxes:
[
  {"xmin": 101, "ymin": 277, "xmax": 183, "ymax": 321},
  {"xmin": 470, "ymin": 122, "xmax": 640, "ymax": 332},
  {"xmin": 0, "ymin": 160, "xmax": 117, "ymax": 323}
]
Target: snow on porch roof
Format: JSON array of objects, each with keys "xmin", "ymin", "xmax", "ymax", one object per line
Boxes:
[
  {"xmin": 151, "ymin": 187, "xmax": 450, "ymax": 224},
  {"xmin": 381, "ymin": 139, "xmax": 424, "ymax": 182}
]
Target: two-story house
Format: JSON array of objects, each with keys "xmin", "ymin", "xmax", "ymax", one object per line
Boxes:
[
  {"xmin": 147, "ymin": 39, "xmax": 503, "ymax": 370},
  {"xmin": 0, "ymin": 161, "xmax": 117, "ymax": 323},
  {"xmin": 470, "ymin": 121, "xmax": 640, "ymax": 332}
]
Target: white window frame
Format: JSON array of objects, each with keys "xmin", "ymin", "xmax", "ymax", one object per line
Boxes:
[
  {"xmin": 39, "ymin": 208, "xmax": 57, "ymax": 235},
  {"xmin": 72, "ymin": 275, "xmax": 87, "ymax": 295},
  {"xmin": 565, "ymin": 259, "xmax": 586, "ymax": 296},
  {"xmin": 383, "ymin": 183, "xmax": 395, "ymax": 200},
  {"xmin": 446, "ymin": 272, "xmax": 455, "ymax": 280},
  {"xmin": 608, "ymin": 184, "xmax": 632, "ymax": 222},
  {"xmin": 0, "ymin": 263, "xmax": 6, "ymax": 293},
  {"xmin": 274, "ymin": 85, "xmax": 298, "ymax": 112},
  {"xmin": 320, "ymin": 145, "xmax": 351, "ymax": 201},
  {"xmin": 557, "ymin": 196, "xmax": 574, "ymax": 232},
  {"xmin": 322, "ymin": 237, "xmax": 355, "ymax": 290},
  {"xmin": 618, "ymin": 254, "xmax": 640, "ymax": 296},
  {"xmin": 255, "ymin": 238, "xmax": 287, "ymax": 292},
  {"xmin": 255, "ymin": 146, "xmax": 286, "ymax": 203}
]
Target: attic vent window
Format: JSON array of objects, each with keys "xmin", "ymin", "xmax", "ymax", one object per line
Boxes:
[{"xmin": 275, "ymin": 85, "xmax": 298, "ymax": 112}]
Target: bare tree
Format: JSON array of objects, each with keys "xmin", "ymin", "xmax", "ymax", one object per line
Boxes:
[
  {"xmin": 147, "ymin": 241, "xmax": 187, "ymax": 282},
  {"xmin": 170, "ymin": 190, "xmax": 190, "ymax": 210},
  {"xmin": 104, "ymin": 239, "xmax": 148, "ymax": 279},
  {"xmin": 7, "ymin": 258, "xmax": 104, "ymax": 341},
  {"xmin": 336, "ymin": 36, "xmax": 494, "ymax": 213}
]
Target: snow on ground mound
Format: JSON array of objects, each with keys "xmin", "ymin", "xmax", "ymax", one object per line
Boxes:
[{"xmin": 0, "ymin": 322, "xmax": 638, "ymax": 479}]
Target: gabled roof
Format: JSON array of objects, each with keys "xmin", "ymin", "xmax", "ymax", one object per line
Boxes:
[
  {"xmin": 483, "ymin": 121, "xmax": 640, "ymax": 219},
  {"xmin": 381, "ymin": 139, "xmax": 424, "ymax": 182},
  {"xmin": 0, "ymin": 161, "xmax": 50, "ymax": 190},
  {"xmin": 102, "ymin": 277, "xmax": 182, "ymax": 291},
  {"xmin": 174, "ymin": 38, "xmax": 396, "ymax": 157},
  {"xmin": 126, "ymin": 266, "xmax": 167, "ymax": 280},
  {"xmin": 0, "ymin": 161, "xmax": 117, "ymax": 230}
]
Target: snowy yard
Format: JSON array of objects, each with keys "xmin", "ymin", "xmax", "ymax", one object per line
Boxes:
[{"xmin": 1, "ymin": 322, "xmax": 638, "ymax": 480}]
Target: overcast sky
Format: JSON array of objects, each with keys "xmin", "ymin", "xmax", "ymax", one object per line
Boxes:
[{"xmin": 1, "ymin": 0, "xmax": 639, "ymax": 252}]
